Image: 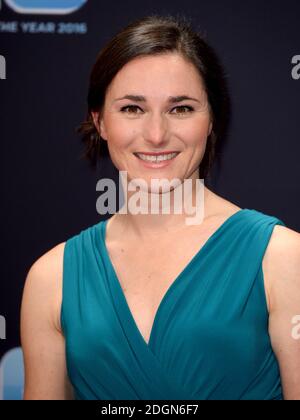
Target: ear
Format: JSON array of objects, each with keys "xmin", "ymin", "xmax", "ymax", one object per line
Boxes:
[
  {"xmin": 91, "ymin": 111, "xmax": 108, "ymax": 141},
  {"xmin": 208, "ymin": 121, "xmax": 213, "ymax": 136}
]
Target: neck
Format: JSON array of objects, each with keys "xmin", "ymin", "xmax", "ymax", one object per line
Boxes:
[{"xmin": 115, "ymin": 180, "xmax": 216, "ymax": 240}]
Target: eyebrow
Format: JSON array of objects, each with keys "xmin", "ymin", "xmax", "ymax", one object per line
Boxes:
[{"xmin": 113, "ymin": 95, "xmax": 201, "ymax": 103}]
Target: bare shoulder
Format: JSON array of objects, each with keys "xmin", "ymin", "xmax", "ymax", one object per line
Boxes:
[
  {"xmin": 29, "ymin": 241, "xmax": 66, "ymax": 273},
  {"xmin": 23, "ymin": 241, "xmax": 66, "ymax": 333},
  {"xmin": 262, "ymin": 224, "xmax": 300, "ymax": 400},
  {"xmin": 21, "ymin": 241, "xmax": 75, "ymax": 399},
  {"xmin": 263, "ymin": 224, "xmax": 300, "ymax": 312},
  {"xmin": 264, "ymin": 224, "xmax": 300, "ymax": 271}
]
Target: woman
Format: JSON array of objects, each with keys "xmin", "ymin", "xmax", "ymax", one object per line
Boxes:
[{"xmin": 21, "ymin": 14, "xmax": 300, "ymax": 400}]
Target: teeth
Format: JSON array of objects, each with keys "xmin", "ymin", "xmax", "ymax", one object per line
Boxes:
[{"xmin": 136, "ymin": 152, "xmax": 178, "ymax": 162}]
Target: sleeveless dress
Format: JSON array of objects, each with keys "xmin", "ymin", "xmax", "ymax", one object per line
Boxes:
[{"xmin": 61, "ymin": 208, "xmax": 286, "ymax": 400}]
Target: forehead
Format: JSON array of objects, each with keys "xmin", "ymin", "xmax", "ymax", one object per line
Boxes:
[{"xmin": 106, "ymin": 53, "xmax": 205, "ymax": 98}]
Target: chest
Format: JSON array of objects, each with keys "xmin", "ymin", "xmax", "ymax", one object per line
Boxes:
[
  {"xmin": 105, "ymin": 224, "xmax": 221, "ymax": 345},
  {"xmin": 105, "ymin": 224, "xmax": 275, "ymax": 346}
]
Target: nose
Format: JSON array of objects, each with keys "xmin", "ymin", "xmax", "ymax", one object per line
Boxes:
[{"xmin": 143, "ymin": 110, "xmax": 169, "ymax": 146}]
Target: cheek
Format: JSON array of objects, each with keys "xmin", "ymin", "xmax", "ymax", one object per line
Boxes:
[
  {"xmin": 105, "ymin": 128, "xmax": 135, "ymax": 165},
  {"xmin": 104, "ymin": 114, "xmax": 137, "ymax": 145},
  {"xmin": 176, "ymin": 120, "xmax": 209, "ymax": 147}
]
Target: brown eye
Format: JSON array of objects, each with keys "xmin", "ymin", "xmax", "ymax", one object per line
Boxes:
[
  {"xmin": 172, "ymin": 106, "xmax": 194, "ymax": 114},
  {"xmin": 120, "ymin": 105, "xmax": 142, "ymax": 114},
  {"xmin": 120, "ymin": 105, "xmax": 194, "ymax": 115}
]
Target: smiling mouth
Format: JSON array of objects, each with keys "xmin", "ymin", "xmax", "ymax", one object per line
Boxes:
[{"xmin": 133, "ymin": 152, "xmax": 180, "ymax": 163}]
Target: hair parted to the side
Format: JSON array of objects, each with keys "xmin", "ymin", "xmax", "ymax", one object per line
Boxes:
[{"xmin": 77, "ymin": 13, "xmax": 231, "ymax": 179}]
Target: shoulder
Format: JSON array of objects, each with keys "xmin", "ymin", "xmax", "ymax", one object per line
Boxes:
[
  {"xmin": 264, "ymin": 224, "xmax": 300, "ymax": 280},
  {"xmin": 26, "ymin": 241, "xmax": 66, "ymax": 287},
  {"xmin": 21, "ymin": 242, "xmax": 77, "ymax": 400},
  {"xmin": 263, "ymin": 224, "xmax": 300, "ymax": 313},
  {"xmin": 22, "ymin": 242, "xmax": 67, "ymax": 333},
  {"xmin": 262, "ymin": 224, "xmax": 300, "ymax": 400},
  {"xmin": 28, "ymin": 242, "xmax": 66, "ymax": 275}
]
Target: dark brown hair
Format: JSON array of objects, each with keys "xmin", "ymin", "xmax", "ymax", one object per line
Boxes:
[{"xmin": 77, "ymin": 14, "xmax": 230, "ymax": 179}]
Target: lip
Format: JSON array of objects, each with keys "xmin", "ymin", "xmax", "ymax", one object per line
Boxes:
[
  {"xmin": 134, "ymin": 151, "xmax": 180, "ymax": 156},
  {"xmin": 133, "ymin": 151, "xmax": 180, "ymax": 169}
]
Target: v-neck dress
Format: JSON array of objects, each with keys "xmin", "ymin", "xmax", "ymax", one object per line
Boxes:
[{"xmin": 61, "ymin": 208, "xmax": 286, "ymax": 400}]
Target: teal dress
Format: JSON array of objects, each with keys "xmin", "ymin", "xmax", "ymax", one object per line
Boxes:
[{"xmin": 61, "ymin": 208, "xmax": 286, "ymax": 400}]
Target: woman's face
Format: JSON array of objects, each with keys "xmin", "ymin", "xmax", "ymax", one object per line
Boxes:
[{"xmin": 92, "ymin": 53, "xmax": 212, "ymax": 192}]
